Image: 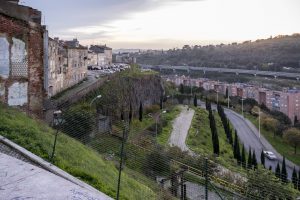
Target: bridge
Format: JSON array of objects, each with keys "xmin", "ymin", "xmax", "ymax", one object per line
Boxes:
[{"xmin": 140, "ymin": 64, "xmax": 300, "ymax": 80}]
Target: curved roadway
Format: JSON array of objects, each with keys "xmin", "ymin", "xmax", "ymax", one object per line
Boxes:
[
  {"xmin": 224, "ymin": 109, "xmax": 299, "ymax": 179},
  {"xmin": 197, "ymin": 100, "xmax": 298, "ymax": 179}
]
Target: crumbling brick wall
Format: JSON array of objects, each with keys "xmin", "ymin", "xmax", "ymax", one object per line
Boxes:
[{"xmin": 0, "ymin": 1, "xmax": 46, "ymax": 117}]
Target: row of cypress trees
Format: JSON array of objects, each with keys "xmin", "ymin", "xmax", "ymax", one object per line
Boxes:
[
  {"xmin": 292, "ymin": 166, "xmax": 300, "ymax": 190},
  {"xmin": 216, "ymin": 101, "xmax": 259, "ymax": 169},
  {"xmin": 275, "ymin": 157, "xmax": 288, "ymax": 183},
  {"xmin": 208, "ymin": 99, "xmax": 300, "ymax": 192},
  {"xmin": 206, "ymin": 100, "xmax": 220, "ymax": 155},
  {"xmin": 217, "ymin": 104, "xmax": 233, "ymax": 145}
]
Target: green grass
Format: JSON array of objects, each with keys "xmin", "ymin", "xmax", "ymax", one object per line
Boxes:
[
  {"xmin": 245, "ymin": 113, "xmax": 300, "ymax": 166},
  {"xmin": 0, "ymin": 104, "xmax": 156, "ymax": 200},
  {"xmin": 157, "ymin": 105, "xmax": 181, "ymax": 145},
  {"xmin": 186, "ymin": 107, "xmax": 247, "ymax": 172}
]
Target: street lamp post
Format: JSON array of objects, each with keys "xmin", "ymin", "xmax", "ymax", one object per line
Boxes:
[
  {"xmin": 50, "ymin": 110, "xmax": 62, "ymax": 162},
  {"xmin": 90, "ymin": 95, "xmax": 102, "ymax": 107},
  {"xmin": 155, "ymin": 111, "xmax": 166, "ymax": 140}
]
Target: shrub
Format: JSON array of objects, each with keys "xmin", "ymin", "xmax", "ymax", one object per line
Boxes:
[
  {"xmin": 61, "ymin": 104, "xmax": 94, "ymax": 141},
  {"xmin": 144, "ymin": 105, "xmax": 160, "ymax": 114}
]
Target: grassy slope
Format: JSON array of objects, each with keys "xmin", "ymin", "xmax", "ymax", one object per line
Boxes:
[
  {"xmin": 187, "ymin": 107, "xmax": 245, "ymax": 171},
  {"xmin": 0, "ymin": 104, "xmax": 156, "ymax": 200},
  {"xmin": 245, "ymin": 113, "xmax": 300, "ymax": 166},
  {"xmin": 157, "ymin": 105, "xmax": 181, "ymax": 145}
]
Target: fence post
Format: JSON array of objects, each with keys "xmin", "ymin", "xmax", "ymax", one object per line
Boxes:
[
  {"xmin": 205, "ymin": 158, "xmax": 208, "ymax": 200},
  {"xmin": 183, "ymin": 184, "xmax": 186, "ymax": 200},
  {"xmin": 50, "ymin": 110, "xmax": 62, "ymax": 162},
  {"xmin": 116, "ymin": 123, "xmax": 127, "ymax": 200}
]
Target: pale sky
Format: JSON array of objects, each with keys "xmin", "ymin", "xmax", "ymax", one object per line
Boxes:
[{"xmin": 22, "ymin": 0, "xmax": 300, "ymax": 49}]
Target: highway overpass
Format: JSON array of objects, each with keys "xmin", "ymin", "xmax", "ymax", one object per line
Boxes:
[{"xmin": 140, "ymin": 64, "xmax": 300, "ymax": 80}]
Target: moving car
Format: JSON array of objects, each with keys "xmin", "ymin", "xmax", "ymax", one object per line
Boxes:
[{"xmin": 263, "ymin": 151, "xmax": 277, "ymax": 160}]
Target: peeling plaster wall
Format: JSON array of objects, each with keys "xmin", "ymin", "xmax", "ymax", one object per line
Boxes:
[
  {"xmin": 11, "ymin": 37, "xmax": 28, "ymax": 77},
  {"xmin": 0, "ymin": 36, "xmax": 9, "ymax": 78},
  {"xmin": 0, "ymin": 4, "xmax": 46, "ymax": 117},
  {"xmin": 0, "ymin": 82, "xmax": 5, "ymax": 97},
  {"xmin": 8, "ymin": 82, "xmax": 28, "ymax": 106}
]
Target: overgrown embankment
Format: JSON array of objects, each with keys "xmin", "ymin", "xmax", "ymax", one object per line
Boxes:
[{"xmin": 0, "ymin": 103, "xmax": 156, "ymax": 200}]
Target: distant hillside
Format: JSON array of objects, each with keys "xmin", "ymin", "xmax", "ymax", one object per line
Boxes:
[{"xmin": 136, "ymin": 34, "xmax": 300, "ymax": 72}]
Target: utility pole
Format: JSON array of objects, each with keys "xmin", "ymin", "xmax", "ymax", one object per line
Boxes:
[
  {"xmin": 227, "ymin": 86, "xmax": 230, "ymax": 108},
  {"xmin": 258, "ymin": 108, "xmax": 261, "ymax": 139},
  {"xmin": 241, "ymin": 98, "xmax": 244, "ymax": 118},
  {"xmin": 205, "ymin": 158, "xmax": 208, "ymax": 200}
]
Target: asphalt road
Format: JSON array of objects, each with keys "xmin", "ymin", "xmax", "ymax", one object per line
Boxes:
[
  {"xmin": 224, "ymin": 109, "xmax": 299, "ymax": 179},
  {"xmin": 197, "ymin": 100, "xmax": 299, "ymax": 179}
]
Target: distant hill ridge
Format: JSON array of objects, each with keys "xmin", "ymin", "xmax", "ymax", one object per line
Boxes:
[{"xmin": 137, "ymin": 34, "xmax": 300, "ymax": 72}]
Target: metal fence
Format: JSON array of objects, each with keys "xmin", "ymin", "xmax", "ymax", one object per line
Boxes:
[{"xmin": 47, "ymin": 99, "xmax": 299, "ymax": 200}]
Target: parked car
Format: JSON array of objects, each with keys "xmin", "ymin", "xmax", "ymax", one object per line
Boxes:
[{"xmin": 263, "ymin": 151, "xmax": 277, "ymax": 160}]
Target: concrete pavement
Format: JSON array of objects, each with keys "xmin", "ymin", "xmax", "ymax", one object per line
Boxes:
[
  {"xmin": 0, "ymin": 152, "xmax": 112, "ymax": 200},
  {"xmin": 169, "ymin": 105, "xmax": 195, "ymax": 155}
]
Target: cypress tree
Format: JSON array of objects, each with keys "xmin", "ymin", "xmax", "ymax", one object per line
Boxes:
[
  {"xmin": 129, "ymin": 103, "xmax": 132, "ymax": 123},
  {"xmin": 179, "ymin": 84, "xmax": 184, "ymax": 94},
  {"xmin": 260, "ymin": 150, "xmax": 265, "ymax": 168},
  {"xmin": 225, "ymin": 88, "xmax": 228, "ymax": 98},
  {"xmin": 139, "ymin": 102, "xmax": 143, "ymax": 122},
  {"xmin": 292, "ymin": 167, "xmax": 298, "ymax": 189},
  {"xmin": 298, "ymin": 170, "xmax": 300, "ymax": 190},
  {"xmin": 252, "ymin": 151, "xmax": 258, "ymax": 170},
  {"xmin": 241, "ymin": 144, "xmax": 246, "ymax": 168},
  {"xmin": 121, "ymin": 111, "xmax": 124, "ymax": 121},
  {"xmin": 233, "ymin": 130, "xmax": 241, "ymax": 164},
  {"xmin": 236, "ymin": 136, "xmax": 241, "ymax": 165},
  {"xmin": 233, "ymin": 136, "xmax": 237, "ymax": 159},
  {"xmin": 281, "ymin": 156, "xmax": 288, "ymax": 183},
  {"xmin": 194, "ymin": 95, "xmax": 197, "ymax": 107},
  {"xmin": 269, "ymin": 166, "xmax": 272, "ymax": 171},
  {"xmin": 275, "ymin": 162, "xmax": 281, "ymax": 179},
  {"xmin": 227, "ymin": 121, "xmax": 233, "ymax": 145},
  {"xmin": 247, "ymin": 148, "xmax": 252, "ymax": 169},
  {"xmin": 213, "ymin": 129, "xmax": 220, "ymax": 156},
  {"xmin": 294, "ymin": 115, "xmax": 298, "ymax": 125}
]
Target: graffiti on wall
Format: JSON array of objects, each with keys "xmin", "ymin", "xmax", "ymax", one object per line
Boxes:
[
  {"xmin": 8, "ymin": 82, "xmax": 28, "ymax": 106},
  {"xmin": 0, "ymin": 37, "xmax": 9, "ymax": 78},
  {"xmin": 11, "ymin": 38, "xmax": 28, "ymax": 77}
]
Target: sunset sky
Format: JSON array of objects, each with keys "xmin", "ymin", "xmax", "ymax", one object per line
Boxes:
[{"xmin": 22, "ymin": 0, "xmax": 300, "ymax": 49}]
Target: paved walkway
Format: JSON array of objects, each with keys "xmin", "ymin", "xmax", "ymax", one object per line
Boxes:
[
  {"xmin": 169, "ymin": 105, "xmax": 195, "ymax": 154},
  {"xmin": 0, "ymin": 153, "xmax": 112, "ymax": 200}
]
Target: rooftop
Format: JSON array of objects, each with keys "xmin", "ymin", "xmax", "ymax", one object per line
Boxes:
[{"xmin": 90, "ymin": 45, "xmax": 112, "ymax": 53}]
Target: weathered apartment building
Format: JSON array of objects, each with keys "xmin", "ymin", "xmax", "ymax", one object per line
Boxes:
[
  {"xmin": 88, "ymin": 45, "xmax": 112, "ymax": 67},
  {"xmin": 0, "ymin": 0, "xmax": 89, "ymax": 115},
  {"xmin": 114, "ymin": 52, "xmax": 136, "ymax": 64},
  {"xmin": 0, "ymin": 0, "xmax": 46, "ymax": 116},
  {"xmin": 46, "ymin": 38, "xmax": 88, "ymax": 97},
  {"xmin": 167, "ymin": 75, "xmax": 300, "ymax": 122}
]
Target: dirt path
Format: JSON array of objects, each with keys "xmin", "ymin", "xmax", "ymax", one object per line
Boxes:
[{"xmin": 168, "ymin": 105, "xmax": 195, "ymax": 155}]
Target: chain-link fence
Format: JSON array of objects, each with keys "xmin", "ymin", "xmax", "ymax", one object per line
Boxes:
[{"xmin": 45, "ymin": 94, "xmax": 299, "ymax": 200}]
